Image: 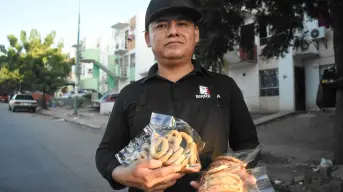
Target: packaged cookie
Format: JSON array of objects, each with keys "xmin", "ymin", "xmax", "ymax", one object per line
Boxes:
[
  {"xmin": 115, "ymin": 126, "xmax": 153, "ymax": 166},
  {"xmin": 199, "ymin": 147, "xmax": 275, "ymax": 192},
  {"xmin": 115, "ymin": 112, "xmax": 205, "ymax": 168},
  {"xmin": 149, "ymin": 113, "xmax": 205, "ymax": 172}
]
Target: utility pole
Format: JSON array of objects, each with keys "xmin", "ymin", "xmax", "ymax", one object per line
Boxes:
[{"xmin": 74, "ymin": 0, "xmax": 81, "ymax": 115}]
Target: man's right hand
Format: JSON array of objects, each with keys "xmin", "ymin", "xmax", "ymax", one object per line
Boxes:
[{"xmin": 112, "ymin": 159, "xmax": 185, "ymax": 191}]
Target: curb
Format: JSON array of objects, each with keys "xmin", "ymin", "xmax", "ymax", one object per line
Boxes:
[
  {"xmin": 38, "ymin": 108, "xmax": 296, "ymax": 129},
  {"xmin": 254, "ymin": 111, "xmax": 297, "ymax": 126},
  {"xmin": 37, "ymin": 109, "xmax": 102, "ymax": 130}
]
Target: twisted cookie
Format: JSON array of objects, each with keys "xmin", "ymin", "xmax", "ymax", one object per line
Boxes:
[
  {"xmin": 130, "ymin": 143, "xmax": 150, "ymax": 162},
  {"xmin": 165, "ymin": 130, "xmax": 182, "ymax": 152},
  {"xmin": 159, "ymin": 149, "xmax": 174, "ymax": 163},
  {"xmin": 188, "ymin": 142, "xmax": 198, "ymax": 164},
  {"xmin": 148, "ymin": 130, "xmax": 200, "ymax": 171},
  {"xmin": 164, "ymin": 147, "xmax": 184, "ymax": 165},
  {"xmin": 150, "ymin": 137, "xmax": 169, "ymax": 159},
  {"xmin": 180, "ymin": 132, "xmax": 194, "ymax": 144}
]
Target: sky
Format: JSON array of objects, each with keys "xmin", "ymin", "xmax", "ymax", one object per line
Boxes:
[{"xmin": 0, "ymin": 0, "xmax": 150, "ymax": 51}]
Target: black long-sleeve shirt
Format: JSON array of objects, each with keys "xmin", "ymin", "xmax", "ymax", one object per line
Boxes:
[{"xmin": 95, "ymin": 61, "xmax": 259, "ymax": 191}]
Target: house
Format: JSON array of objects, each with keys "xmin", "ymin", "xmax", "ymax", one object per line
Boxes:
[
  {"xmin": 225, "ymin": 14, "xmax": 334, "ymax": 113},
  {"xmin": 63, "ymin": 9, "xmax": 155, "ymax": 96},
  {"xmin": 111, "ymin": 10, "xmax": 155, "ymax": 91}
]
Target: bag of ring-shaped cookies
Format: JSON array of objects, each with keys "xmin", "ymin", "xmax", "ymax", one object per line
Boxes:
[
  {"xmin": 115, "ymin": 112, "xmax": 205, "ymax": 171},
  {"xmin": 149, "ymin": 113, "xmax": 205, "ymax": 172},
  {"xmin": 199, "ymin": 147, "xmax": 275, "ymax": 192}
]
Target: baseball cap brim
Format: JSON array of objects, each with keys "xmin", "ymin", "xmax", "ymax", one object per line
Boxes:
[{"xmin": 146, "ymin": 6, "xmax": 201, "ymax": 30}]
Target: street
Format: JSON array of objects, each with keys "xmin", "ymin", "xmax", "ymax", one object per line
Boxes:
[{"xmin": 0, "ymin": 103, "xmax": 126, "ymax": 192}]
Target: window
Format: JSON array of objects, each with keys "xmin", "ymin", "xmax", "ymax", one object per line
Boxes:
[
  {"xmin": 120, "ymin": 55, "xmax": 129, "ymax": 77},
  {"xmin": 130, "ymin": 53, "xmax": 136, "ymax": 68},
  {"xmin": 259, "ymin": 19, "xmax": 272, "ymax": 46},
  {"xmin": 81, "ymin": 64, "xmax": 85, "ymax": 75},
  {"xmin": 15, "ymin": 95, "xmax": 34, "ymax": 100},
  {"xmin": 125, "ymin": 30, "xmax": 129, "ymax": 49},
  {"xmin": 240, "ymin": 23, "xmax": 254, "ymax": 50},
  {"xmin": 260, "ymin": 69, "xmax": 279, "ymax": 96},
  {"xmin": 88, "ymin": 68, "xmax": 93, "ymax": 75},
  {"xmin": 124, "ymin": 55, "xmax": 129, "ymax": 67}
]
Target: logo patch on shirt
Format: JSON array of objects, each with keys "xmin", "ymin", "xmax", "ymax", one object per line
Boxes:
[{"xmin": 196, "ymin": 86, "xmax": 211, "ymax": 99}]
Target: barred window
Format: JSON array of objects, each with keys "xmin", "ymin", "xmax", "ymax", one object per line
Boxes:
[{"xmin": 260, "ymin": 69, "xmax": 279, "ymax": 96}]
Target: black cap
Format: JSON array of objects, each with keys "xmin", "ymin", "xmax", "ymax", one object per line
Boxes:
[{"xmin": 145, "ymin": 0, "xmax": 201, "ymax": 31}]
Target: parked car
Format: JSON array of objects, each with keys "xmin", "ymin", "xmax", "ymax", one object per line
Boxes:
[
  {"xmin": 0, "ymin": 94, "xmax": 9, "ymax": 103},
  {"xmin": 62, "ymin": 90, "xmax": 87, "ymax": 98},
  {"xmin": 8, "ymin": 94, "xmax": 38, "ymax": 113},
  {"xmin": 89, "ymin": 93, "xmax": 118, "ymax": 110}
]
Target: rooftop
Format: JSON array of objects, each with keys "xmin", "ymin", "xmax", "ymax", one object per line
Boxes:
[{"xmin": 111, "ymin": 22, "xmax": 129, "ymax": 29}]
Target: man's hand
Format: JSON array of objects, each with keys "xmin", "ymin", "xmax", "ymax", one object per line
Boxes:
[
  {"xmin": 182, "ymin": 163, "xmax": 201, "ymax": 173},
  {"xmin": 190, "ymin": 181, "xmax": 201, "ymax": 190},
  {"xmin": 112, "ymin": 159, "xmax": 185, "ymax": 191}
]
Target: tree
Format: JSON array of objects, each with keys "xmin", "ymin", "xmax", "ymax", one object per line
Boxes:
[
  {"xmin": 0, "ymin": 29, "xmax": 73, "ymax": 108},
  {"xmin": 193, "ymin": 0, "xmax": 343, "ymax": 163}
]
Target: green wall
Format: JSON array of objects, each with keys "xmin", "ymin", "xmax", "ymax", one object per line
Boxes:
[
  {"xmin": 79, "ymin": 78, "xmax": 98, "ymax": 90},
  {"xmin": 130, "ymin": 67, "xmax": 135, "ymax": 81},
  {"xmin": 108, "ymin": 55, "xmax": 116, "ymax": 91},
  {"xmin": 93, "ymin": 65, "xmax": 100, "ymax": 79},
  {"xmin": 80, "ymin": 49, "xmax": 125, "ymax": 93},
  {"xmin": 82, "ymin": 49, "xmax": 100, "ymax": 61}
]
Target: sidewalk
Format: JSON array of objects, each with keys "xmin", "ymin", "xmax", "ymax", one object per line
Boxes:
[
  {"xmin": 38, "ymin": 107, "xmax": 291, "ymax": 130},
  {"xmin": 37, "ymin": 107, "xmax": 110, "ymax": 129}
]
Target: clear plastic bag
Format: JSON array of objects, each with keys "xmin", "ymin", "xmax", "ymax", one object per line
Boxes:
[
  {"xmin": 115, "ymin": 112, "xmax": 205, "ymax": 169},
  {"xmin": 149, "ymin": 113, "xmax": 205, "ymax": 171},
  {"xmin": 199, "ymin": 147, "xmax": 275, "ymax": 192},
  {"xmin": 115, "ymin": 125, "xmax": 154, "ymax": 165}
]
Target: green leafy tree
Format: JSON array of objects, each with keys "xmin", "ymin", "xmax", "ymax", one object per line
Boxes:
[
  {"xmin": 193, "ymin": 0, "xmax": 343, "ymax": 163},
  {"xmin": 0, "ymin": 29, "xmax": 73, "ymax": 108}
]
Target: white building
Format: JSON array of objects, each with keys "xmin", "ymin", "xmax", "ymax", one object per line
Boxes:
[
  {"xmin": 111, "ymin": 10, "xmax": 155, "ymax": 91},
  {"xmin": 65, "ymin": 35, "xmax": 114, "ymax": 94},
  {"xmin": 226, "ymin": 14, "xmax": 335, "ymax": 113}
]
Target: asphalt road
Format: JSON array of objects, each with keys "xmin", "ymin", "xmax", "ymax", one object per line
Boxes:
[{"xmin": 0, "ymin": 103, "xmax": 127, "ymax": 192}]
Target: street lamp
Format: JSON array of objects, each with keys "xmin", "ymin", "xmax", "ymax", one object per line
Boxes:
[{"xmin": 74, "ymin": 0, "xmax": 81, "ymax": 115}]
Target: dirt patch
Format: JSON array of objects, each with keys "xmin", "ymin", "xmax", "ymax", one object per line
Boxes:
[
  {"xmin": 255, "ymin": 112, "xmax": 340, "ymax": 191},
  {"xmin": 257, "ymin": 112, "xmax": 335, "ymax": 162}
]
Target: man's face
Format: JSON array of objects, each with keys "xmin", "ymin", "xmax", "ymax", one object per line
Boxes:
[{"xmin": 145, "ymin": 14, "xmax": 200, "ymax": 62}]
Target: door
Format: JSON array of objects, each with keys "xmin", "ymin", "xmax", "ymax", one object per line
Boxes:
[{"xmin": 294, "ymin": 67, "xmax": 306, "ymax": 111}]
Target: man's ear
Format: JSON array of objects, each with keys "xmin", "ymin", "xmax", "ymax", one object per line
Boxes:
[
  {"xmin": 194, "ymin": 26, "xmax": 200, "ymax": 44},
  {"xmin": 144, "ymin": 31, "xmax": 151, "ymax": 47}
]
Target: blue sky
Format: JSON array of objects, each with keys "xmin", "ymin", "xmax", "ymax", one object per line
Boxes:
[{"xmin": 0, "ymin": 0, "xmax": 150, "ymax": 49}]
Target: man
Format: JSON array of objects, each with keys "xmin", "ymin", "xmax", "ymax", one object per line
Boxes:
[{"xmin": 96, "ymin": 0, "xmax": 260, "ymax": 191}]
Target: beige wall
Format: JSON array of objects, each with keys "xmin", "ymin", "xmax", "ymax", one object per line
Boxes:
[
  {"xmin": 259, "ymin": 96, "xmax": 280, "ymax": 112},
  {"xmin": 128, "ymin": 16, "xmax": 136, "ymax": 51},
  {"xmin": 229, "ymin": 64, "xmax": 260, "ymax": 112}
]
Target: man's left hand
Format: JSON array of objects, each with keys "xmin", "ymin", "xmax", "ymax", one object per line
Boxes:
[{"xmin": 181, "ymin": 163, "xmax": 201, "ymax": 173}]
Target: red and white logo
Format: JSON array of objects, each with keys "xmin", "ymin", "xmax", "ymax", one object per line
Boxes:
[
  {"xmin": 199, "ymin": 86, "xmax": 210, "ymax": 95},
  {"xmin": 196, "ymin": 86, "xmax": 211, "ymax": 99}
]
